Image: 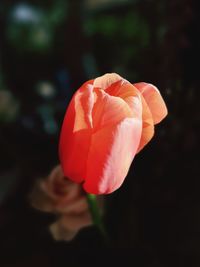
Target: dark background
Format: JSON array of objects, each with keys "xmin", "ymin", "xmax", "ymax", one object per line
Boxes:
[{"xmin": 0, "ymin": 0, "xmax": 199, "ymax": 266}]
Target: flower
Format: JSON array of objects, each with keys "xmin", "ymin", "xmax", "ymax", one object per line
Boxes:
[
  {"xmin": 59, "ymin": 73, "xmax": 167, "ymax": 194},
  {"xmin": 30, "ymin": 165, "xmax": 96, "ymax": 241}
]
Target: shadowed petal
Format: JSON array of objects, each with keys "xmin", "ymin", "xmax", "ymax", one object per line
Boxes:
[
  {"xmin": 136, "ymin": 94, "xmax": 154, "ymax": 153},
  {"xmin": 105, "ymin": 81, "xmax": 141, "ymax": 114},
  {"xmin": 105, "ymin": 79, "xmax": 134, "ymax": 99}
]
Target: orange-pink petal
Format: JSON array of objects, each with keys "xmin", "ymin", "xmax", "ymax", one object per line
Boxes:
[
  {"xmin": 59, "ymin": 83, "xmax": 94, "ymax": 183},
  {"xmin": 133, "ymin": 82, "xmax": 168, "ymax": 124},
  {"xmin": 83, "ymin": 114, "xmax": 142, "ymax": 194}
]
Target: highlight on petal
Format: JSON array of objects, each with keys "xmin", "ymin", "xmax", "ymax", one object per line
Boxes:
[
  {"xmin": 133, "ymin": 82, "xmax": 168, "ymax": 124},
  {"xmin": 83, "ymin": 116, "xmax": 142, "ymax": 194},
  {"xmin": 93, "ymin": 73, "xmax": 122, "ymax": 90},
  {"xmin": 73, "ymin": 83, "xmax": 95, "ymax": 132}
]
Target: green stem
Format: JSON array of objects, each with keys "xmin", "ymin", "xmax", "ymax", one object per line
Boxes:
[{"xmin": 86, "ymin": 193, "xmax": 108, "ymax": 242}]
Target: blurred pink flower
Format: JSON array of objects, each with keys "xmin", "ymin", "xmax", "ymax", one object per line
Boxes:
[{"xmin": 30, "ymin": 165, "xmax": 102, "ymax": 241}]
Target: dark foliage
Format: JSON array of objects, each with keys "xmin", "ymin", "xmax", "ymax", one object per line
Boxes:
[{"xmin": 0, "ymin": 0, "xmax": 199, "ymax": 266}]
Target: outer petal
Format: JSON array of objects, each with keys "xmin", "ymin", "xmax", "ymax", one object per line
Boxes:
[
  {"xmin": 133, "ymin": 82, "xmax": 168, "ymax": 124},
  {"xmin": 59, "ymin": 83, "xmax": 94, "ymax": 183},
  {"xmin": 83, "ymin": 97, "xmax": 142, "ymax": 194}
]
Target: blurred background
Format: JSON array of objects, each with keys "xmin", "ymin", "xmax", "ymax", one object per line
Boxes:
[{"xmin": 0, "ymin": 0, "xmax": 199, "ymax": 266}]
